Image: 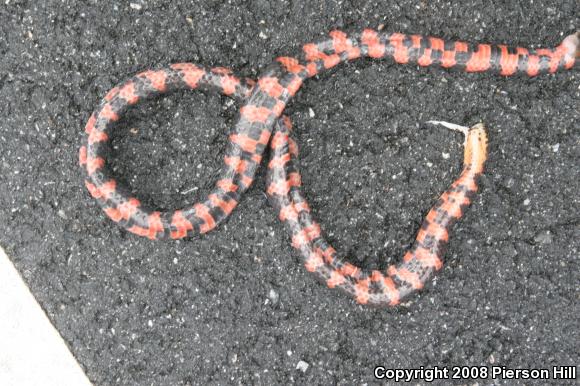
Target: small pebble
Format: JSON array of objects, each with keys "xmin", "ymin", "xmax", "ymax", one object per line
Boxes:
[
  {"xmin": 129, "ymin": 3, "xmax": 142, "ymax": 10},
  {"xmin": 308, "ymin": 107, "xmax": 315, "ymax": 118},
  {"xmin": 268, "ymin": 289, "xmax": 279, "ymax": 304},
  {"xmin": 296, "ymin": 360, "xmax": 309, "ymax": 372},
  {"xmin": 534, "ymin": 230, "xmax": 553, "ymax": 245}
]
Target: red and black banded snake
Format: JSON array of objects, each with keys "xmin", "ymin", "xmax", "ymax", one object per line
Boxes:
[{"xmin": 80, "ymin": 29, "xmax": 578, "ymax": 306}]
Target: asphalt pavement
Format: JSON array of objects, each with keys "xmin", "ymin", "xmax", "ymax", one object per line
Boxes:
[{"xmin": 0, "ymin": 1, "xmax": 578, "ymax": 384}]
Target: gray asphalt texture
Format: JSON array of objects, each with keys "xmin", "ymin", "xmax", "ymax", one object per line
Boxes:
[{"xmin": 0, "ymin": 1, "xmax": 579, "ymax": 385}]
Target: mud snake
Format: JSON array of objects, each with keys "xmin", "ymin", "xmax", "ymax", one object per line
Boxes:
[{"xmin": 80, "ymin": 29, "xmax": 579, "ymax": 306}]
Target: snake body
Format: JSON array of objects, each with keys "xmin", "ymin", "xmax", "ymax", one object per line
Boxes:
[
  {"xmin": 80, "ymin": 29, "xmax": 578, "ymax": 305},
  {"xmin": 80, "ymin": 66, "xmax": 258, "ymax": 239},
  {"xmin": 266, "ymin": 121, "xmax": 487, "ymax": 306}
]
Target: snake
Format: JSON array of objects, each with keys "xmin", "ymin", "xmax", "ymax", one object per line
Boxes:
[{"xmin": 80, "ymin": 29, "xmax": 578, "ymax": 305}]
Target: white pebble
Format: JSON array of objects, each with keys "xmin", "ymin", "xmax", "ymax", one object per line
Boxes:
[
  {"xmin": 268, "ymin": 289, "xmax": 279, "ymax": 303},
  {"xmin": 308, "ymin": 107, "xmax": 315, "ymax": 118},
  {"xmin": 130, "ymin": 3, "xmax": 142, "ymax": 10},
  {"xmin": 523, "ymin": 198, "xmax": 530, "ymax": 206},
  {"xmin": 552, "ymin": 143, "xmax": 559, "ymax": 152},
  {"xmin": 296, "ymin": 360, "xmax": 309, "ymax": 372},
  {"xmin": 442, "ymin": 152, "xmax": 450, "ymax": 159}
]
